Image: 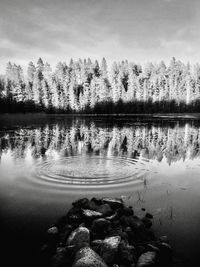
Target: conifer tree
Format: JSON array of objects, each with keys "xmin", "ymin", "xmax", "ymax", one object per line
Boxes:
[
  {"xmin": 110, "ymin": 62, "xmax": 120, "ymax": 103},
  {"xmin": 26, "ymin": 61, "xmax": 36, "ymax": 101}
]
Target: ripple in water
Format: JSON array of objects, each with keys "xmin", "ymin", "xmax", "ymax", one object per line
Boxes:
[{"xmin": 32, "ymin": 156, "xmax": 150, "ymax": 189}]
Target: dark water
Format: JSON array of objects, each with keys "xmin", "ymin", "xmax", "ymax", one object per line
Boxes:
[{"xmin": 1, "ymin": 115, "xmax": 200, "ymax": 266}]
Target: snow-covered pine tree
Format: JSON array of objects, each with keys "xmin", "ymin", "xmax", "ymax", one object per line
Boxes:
[
  {"xmin": 193, "ymin": 63, "xmax": 200, "ymax": 102},
  {"xmin": 26, "ymin": 61, "xmax": 36, "ymax": 101},
  {"xmin": 32, "ymin": 58, "xmax": 45, "ymax": 105},
  {"xmin": 68, "ymin": 62, "xmax": 78, "ymax": 111},
  {"xmin": 51, "ymin": 75, "xmax": 60, "ymax": 109},
  {"xmin": 99, "ymin": 58, "xmax": 110, "ymax": 103},
  {"xmin": 110, "ymin": 62, "xmax": 120, "ymax": 103}
]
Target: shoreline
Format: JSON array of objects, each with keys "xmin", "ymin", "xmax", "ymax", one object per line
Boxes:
[{"xmin": 1, "ymin": 112, "xmax": 200, "ymax": 118}]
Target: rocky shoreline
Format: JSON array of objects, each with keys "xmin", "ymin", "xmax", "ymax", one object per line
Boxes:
[{"xmin": 41, "ymin": 197, "xmax": 173, "ymax": 267}]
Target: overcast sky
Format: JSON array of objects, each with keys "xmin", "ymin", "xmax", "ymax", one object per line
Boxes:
[{"xmin": 0, "ymin": 0, "xmax": 199, "ymax": 72}]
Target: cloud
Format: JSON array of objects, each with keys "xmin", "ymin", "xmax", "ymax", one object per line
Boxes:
[{"xmin": 0, "ymin": 0, "xmax": 199, "ymax": 72}]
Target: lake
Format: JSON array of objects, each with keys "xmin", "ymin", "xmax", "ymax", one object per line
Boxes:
[{"xmin": 0, "ymin": 114, "xmax": 200, "ymax": 266}]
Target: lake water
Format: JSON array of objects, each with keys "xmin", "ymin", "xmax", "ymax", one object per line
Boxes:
[{"xmin": 0, "ymin": 114, "xmax": 200, "ymax": 266}]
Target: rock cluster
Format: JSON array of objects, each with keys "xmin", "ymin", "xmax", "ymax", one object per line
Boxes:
[{"xmin": 41, "ymin": 197, "xmax": 173, "ymax": 267}]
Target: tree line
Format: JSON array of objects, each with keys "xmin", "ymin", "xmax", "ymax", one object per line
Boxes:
[{"xmin": 1, "ymin": 57, "xmax": 200, "ymax": 113}]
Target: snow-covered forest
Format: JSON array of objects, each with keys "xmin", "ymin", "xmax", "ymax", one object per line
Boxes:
[{"xmin": 1, "ymin": 57, "xmax": 200, "ymax": 113}]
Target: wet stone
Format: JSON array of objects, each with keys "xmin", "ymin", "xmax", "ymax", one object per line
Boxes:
[
  {"xmin": 73, "ymin": 247, "xmax": 108, "ymax": 267},
  {"xmin": 102, "ymin": 198, "xmax": 124, "ymax": 209},
  {"xmin": 91, "ymin": 197, "xmax": 103, "ymax": 206},
  {"xmin": 82, "ymin": 209, "xmax": 103, "ymax": 220},
  {"xmin": 108, "ymin": 226, "xmax": 124, "ymax": 238},
  {"xmin": 146, "ymin": 244, "xmax": 160, "ymax": 253},
  {"xmin": 136, "ymin": 251, "xmax": 157, "ymax": 267},
  {"xmin": 88, "ymin": 199, "xmax": 100, "ymax": 211},
  {"xmin": 53, "ymin": 246, "xmax": 73, "ymax": 267},
  {"xmin": 47, "ymin": 226, "xmax": 59, "ymax": 235},
  {"xmin": 105, "ymin": 212, "xmax": 118, "ymax": 221},
  {"xmin": 72, "ymin": 198, "xmax": 90, "ymax": 209},
  {"xmin": 67, "ymin": 226, "xmax": 90, "ymax": 249},
  {"xmin": 96, "ymin": 203, "xmax": 113, "ymax": 216},
  {"xmin": 101, "ymin": 236, "xmax": 121, "ymax": 264},
  {"xmin": 120, "ymin": 215, "xmax": 145, "ymax": 230},
  {"xmin": 125, "ymin": 226, "xmax": 136, "ymax": 243},
  {"xmin": 67, "ymin": 214, "xmax": 83, "ymax": 226},
  {"xmin": 42, "ymin": 197, "xmax": 173, "ymax": 267},
  {"xmin": 117, "ymin": 206, "xmax": 134, "ymax": 217},
  {"xmin": 119, "ymin": 240, "xmax": 136, "ymax": 265},
  {"xmin": 59, "ymin": 224, "xmax": 73, "ymax": 244},
  {"xmin": 91, "ymin": 239, "xmax": 104, "ymax": 254},
  {"xmin": 92, "ymin": 218, "xmax": 111, "ymax": 233}
]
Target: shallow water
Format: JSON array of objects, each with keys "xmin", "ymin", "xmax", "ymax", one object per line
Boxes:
[{"xmin": 0, "ymin": 115, "xmax": 200, "ymax": 266}]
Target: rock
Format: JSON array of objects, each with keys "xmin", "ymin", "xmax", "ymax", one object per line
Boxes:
[
  {"xmin": 91, "ymin": 239, "xmax": 104, "ymax": 249},
  {"xmin": 120, "ymin": 215, "xmax": 144, "ymax": 230},
  {"xmin": 108, "ymin": 224, "xmax": 123, "ymax": 237},
  {"xmin": 92, "ymin": 218, "xmax": 111, "ymax": 233},
  {"xmin": 67, "ymin": 226, "xmax": 90, "ymax": 250},
  {"xmin": 82, "ymin": 209, "xmax": 103, "ymax": 220},
  {"xmin": 142, "ymin": 217, "xmax": 152, "ymax": 229},
  {"xmin": 91, "ymin": 197, "xmax": 103, "ymax": 206},
  {"xmin": 137, "ymin": 229, "xmax": 155, "ymax": 243},
  {"xmin": 102, "ymin": 198, "xmax": 124, "ymax": 209},
  {"xmin": 47, "ymin": 226, "xmax": 59, "ymax": 235},
  {"xmin": 129, "ymin": 217, "xmax": 145, "ymax": 230},
  {"xmin": 73, "ymin": 247, "xmax": 108, "ymax": 267},
  {"xmin": 91, "ymin": 240, "xmax": 104, "ymax": 245},
  {"xmin": 88, "ymin": 199, "xmax": 100, "ymax": 210},
  {"xmin": 46, "ymin": 226, "xmax": 59, "ymax": 246},
  {"xmin": 105, "ymin": 212, "xmax": 118, "ymax": 221},
  {"xmin": 72, "ymin": 198, "xmax": 90, "ymax": 209},
  {"xmin": 146, "ymin": 244, "xmax": 160, "ymax": 253},
  {"xmin": 53, "ymin": 246, "xmax": 74, "ymax": 267},
  {"xmin": 136, "ymin": 245, "xmax": 146, "ymax": 256},
  {"xmin": 123, "ymin": 206, "xmax": 134, "ymax": 216},
  {"xmin": 125, "ymin": 226, "xmax": 136, "ymax": 243},
  {"xmin": 101, "ymin": 236, "xmax": 121, "ymax": 264},
  {"xmin": 96, "ymin": 204, "xmax": 113, "ymax": 216},
  {"xmin": 145, "ymin": 213, "xmax": 153, "ymax": 219},
  {"xmin": 117, "ymin": 206, "xmax": 134, "ymax": 217},
  {"xmin": 68, "ymin": 214, "xmax": 83, "ymax": 226},
  {"xmin": 59, "ymin": 224, "xmax": 73, "ymax": 244},
  {"xmin": 42, "ymin": 197, "xmax": 172, "ymax": 267},
  {"xmin": 119, "ymin": 240, "xmax": 136, "ymax": 265},
  {"xmin": 136, "ymin": 251, "xmax": 157, "ymax": 267},
  {"xmin": 91, "ymin": 240, "xmax": 104, "ymax": 254}
]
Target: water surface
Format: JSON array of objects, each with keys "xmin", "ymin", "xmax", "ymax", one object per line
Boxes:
[{"xmin": 0, "ymin": 115, "xmax": 200, "ymax": 266}]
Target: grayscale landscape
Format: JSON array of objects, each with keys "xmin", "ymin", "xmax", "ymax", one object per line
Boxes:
[{"xmin": 0, "ymin": 1, "xmax": 200, "ymax": 267}]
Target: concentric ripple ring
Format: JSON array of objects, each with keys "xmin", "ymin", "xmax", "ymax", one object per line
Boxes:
[{"xmin": 32, "ymin": 156, "xmax": 150, "ymax": 189}]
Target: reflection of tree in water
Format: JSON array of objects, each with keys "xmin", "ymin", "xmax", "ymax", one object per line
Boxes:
[{"xmin": 0, "ymin": 121, "xmax": 200, "ymax": 163}]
